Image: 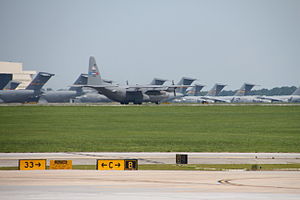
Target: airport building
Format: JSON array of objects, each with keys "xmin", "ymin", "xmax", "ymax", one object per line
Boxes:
[{"xmin": 0, "ymin": 61, "xmax": 36, "ymax": 89}]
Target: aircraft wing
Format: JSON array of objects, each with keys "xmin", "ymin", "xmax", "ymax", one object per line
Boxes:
[
  {"xmin": 255, "ymin": 96, "xmax": 283, "ymax": 102},
  {"xmin": 71, "ymin": 84, "xmax": 118, "ymax": 89},
  {"xmin": 126, "ymin": 85, "xmax": 192, "ymax": 92},
  {"xmin": 200, "ymin": 96, "xmax": 230, "ymax": 103}
]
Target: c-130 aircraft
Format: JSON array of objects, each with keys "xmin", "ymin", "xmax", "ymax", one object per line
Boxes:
[{"xmin": 83, "ymin": 56, "xmax": 191, "ymax": 104}]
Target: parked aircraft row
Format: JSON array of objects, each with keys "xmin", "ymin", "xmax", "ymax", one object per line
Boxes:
[
  {"xmin": 176, "ymin": 83, "xmax": 300, "ymax": 103},
  {"xmin": 0, "ymin": 56, "xmax": 299, "ymax": 104},
  {"xmin": 82, "ymin": 56, "xmax": 300, "ymax": 104},
  {"xmin": 0, "ymin": 72, "xmax": 54, "ymax": 103}
]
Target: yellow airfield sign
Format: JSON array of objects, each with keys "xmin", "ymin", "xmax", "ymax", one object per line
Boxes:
[
  {"xmin": 49, "ymin": 160, "xmax": 72, "ymax": 170},
  {"xmin": 97, "ymin": 159, "xmax": 138, "ymax": 170},
  {"xmin": 97, "ymin": 160, "xmax": 125, "ymax": 170},
  {"xmin": 19, "ymin": 159, "xmax": 46, "ymax": 170}
]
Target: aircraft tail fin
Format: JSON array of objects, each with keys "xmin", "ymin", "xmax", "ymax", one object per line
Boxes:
[
  {"xmin": 234, "ymin": 83, "xmax": 255, "ymax": 96},
  {"xmin": 194, "ymin": 84, "xmax": 205, "ymax": 96},
  {"xmin": 150, "ymin": 78, "xmax": 167, "ymax": 85},
  {"xmin": 206, "ymin": 83, "xmax": 226, "ymax": 96},
  {"xmin": 176, "ymin": 77, "xmax": 196, "ymax": 94},
  {"xmin": 3, "ymin": 80, "xmax": 21, "ymax": 90},
  {"xmin": 25, "ymin": 72, "xmax": 54, "ymax": 91},
  {"xmin": 88, "ymin": 56, "xmax": 104, "ymax": 85},
  {"xmin": 292, "ymin": 86, "xmax": 300, "ymax": 95},
  {"xmin": 0, "ymin": 74, "xmax": 12, "ymax": 90},
  {"xmin": 69, "ymin": 73, "xmax": 88, "ymax": 91}
]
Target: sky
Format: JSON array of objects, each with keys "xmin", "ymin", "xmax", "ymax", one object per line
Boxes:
[{"xmin": 0, "ymin": 0, "xmax": 299, "ymax": 90}]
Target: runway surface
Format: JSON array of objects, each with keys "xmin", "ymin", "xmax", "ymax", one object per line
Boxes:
[
  {"xmin": 0, "ymin": 170, "xmax": 299, "ymax": 200},
  {"xmin": 0, "ymin": 152, "xmax": 300, "ymax": 167}
]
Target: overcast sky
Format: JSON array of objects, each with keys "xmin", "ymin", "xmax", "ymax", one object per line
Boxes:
[{"xmin": 0, "ymin": 0, "xmax": 299, "ymax": 90}]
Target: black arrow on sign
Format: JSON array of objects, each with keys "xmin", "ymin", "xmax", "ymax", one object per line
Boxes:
[
  {"xmin": 101, "ymin": 163, "xmax": 107, "ymax": 167},
  {"xmin": 115, "ymin": 163, "xmax": 121, "ymax": 167},
  {"xmin": 35, "ymin": 163, "xmax": 41, "ymax": 167}
]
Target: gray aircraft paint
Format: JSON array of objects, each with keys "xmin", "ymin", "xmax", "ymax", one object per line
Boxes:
[
  {"xmin": 2, "ymin": 80, "xmax": 21, "ymax": 90},
  {"xmin": 39, "ymin": 74, "xmax": 88, "ymax": 103},
  {"xmin": 175, "ymin": 77, "xmax": 196, "ymax": 95},
  {"xmin": 206, "ymin": 84, "xmax": 227, "ymax": 96},
  {"xmin": 292, "ymin": 87, "xmax": 300, "ymax": 96},
  {"xmin": 74, "ymin": 92, "xmax": 112, "ymax": 103},
  {"xmin": 86, "ymin": 56, "xmax": 140, "ymax": 104},
  {"xmin": 0, "ymin": 74, "xmax": 12, "ymax": 90},
  {"xmin": 234, "ymin": 83, "xmax": 256, "ymax": 96},
  {"xmin": 0, "ymin": 72, "xmax": 54, "ymax": 103},
  {"xmin": 186, "ymin": 84, "xmax": 205, "ymax": 96},
  {"xmin": 256, "ymin": 86, "xmax": 300, "ymax": 103},
  {"xmin": 74, "ymin": 78, "xmax": 167, "ymax": 103},
  {"xmin": 164, "ymin": 77, "xmax": 197, "ymax": 102},
  {"xmin": 213, "ymin": 83, "xmax": 257, "ymax": 103},
  {"xmin": 69, "ymin": 73, "xmax": 88, "ymax": 92},
  {"xmin": 193, "ymin": 84, "xmax": 205, "ymax": 96},
  {"xmin": 150, "ymin": 78, "xmax": 167, "ymax": 85},
  {"xmin": 86, "ymin": 56, "xmax": 192, "ymax": 104},
  {"xmin": 176, "ymin": 83, "xmax": 226, "ymax": 103}
]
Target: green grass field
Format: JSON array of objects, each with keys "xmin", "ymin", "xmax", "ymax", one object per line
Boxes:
[{"xmin": 0, "ymin": 105, "xmax": 299, "ymax": 152}]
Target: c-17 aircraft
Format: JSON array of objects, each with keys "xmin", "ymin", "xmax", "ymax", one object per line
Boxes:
[
  {"xmin": 154, "ymin": 77, "xmax": 196, "ymax": 103},
  {"xmin": 0, "ymin": 72, "xmax": 54, "ymax": 103},
  {"xmin": 2, "ymin": 80, "xmax": 21, "ymax": 90},
  {"xmin": 201, "ymin": 83, "xmax": 260, "ymax": 103},
  {"xmin": 256, "ymin": 86, "xmax": 300, "ymax": 103},
  {"xmin": 0, "ymin": 74, "xmax": 13, "ymax": 90},
  {"xmin": 38, "ymin": 74, "xmax": 88, "ymax": 103},
  {"xmin": 175, "ymin": 83, "xmax": 226, "ymax": 103},
  {"xmin": 83, "ymin": 56, "xmax": 192, "ymax": 104},
  {"xmin": 185, "ymin": 84, "xmax": 205, "ymax": 96}
]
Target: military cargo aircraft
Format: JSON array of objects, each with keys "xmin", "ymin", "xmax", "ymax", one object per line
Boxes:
[
  {"xmin": 2, "ymin": 80, "xmax": 21, "ymax": 90},
  {"xmin": 176, "ymin": 83, "xmax": 226, "ymax": 103},
  {"xmin": 256, "ymin": 86, "xmax": 300, "ymax": 103},
  {"xmin": 0, "ymin": 74, "xmax": 13, "ymax": 90},
  {"xmin": 202, "ymin": 83, "xmax": 259, "ymax": 103},
  {"xmin": 38, "ymin": 74, "xmax": 88, "ymax": 103},
  {"xmin": 84, "ymin": 56, "xmax": 192, "ymax": 104},
  {"xmin": 0, "ymin": 72, "xmax": 54, "ymax": 103}
]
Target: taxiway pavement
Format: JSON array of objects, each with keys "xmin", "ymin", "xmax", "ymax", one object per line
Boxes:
[{"xmin": 0, "ymin": 170, "xmax": 299, "ymax": 200}]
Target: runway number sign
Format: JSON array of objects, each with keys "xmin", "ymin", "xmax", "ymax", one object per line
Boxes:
[
  {"xmin": 19, "ymin": 159, "xmax": 46, "ymax": 170},
  {"xmin": 49, "ymin": 160, "xmax": 72, "ymax": 170},
  {"xmin": 97, "ymin": 159, "xmax": 138, "ymax": 170}
]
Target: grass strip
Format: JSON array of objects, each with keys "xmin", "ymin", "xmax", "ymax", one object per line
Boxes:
[{"xmin": 1, "ymin": 106, "xmax": 299, "ymax": 152}]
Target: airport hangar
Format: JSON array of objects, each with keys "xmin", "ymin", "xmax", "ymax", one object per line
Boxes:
[{"xmin": 0, "ymin": 61, "xmax": 36, "ymax": 90}]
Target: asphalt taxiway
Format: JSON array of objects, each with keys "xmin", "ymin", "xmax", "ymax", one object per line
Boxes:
[{"xmin": 0, "ymin": 170, "xmax": 299, "ymax": 200}]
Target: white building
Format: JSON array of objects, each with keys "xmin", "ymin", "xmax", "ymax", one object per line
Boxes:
[{"xmin": 0, "ymin": 61, "xmax": 36, "ymax": 89}]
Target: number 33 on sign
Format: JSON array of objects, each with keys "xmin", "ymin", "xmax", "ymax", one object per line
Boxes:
[{"xmin": 19, "ymin": 159, "xmax": 47, "ymax": 170}]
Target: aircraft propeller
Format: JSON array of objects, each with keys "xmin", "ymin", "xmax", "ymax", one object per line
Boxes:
[{"xmin": 172, "ymin": 80, "xmax": 176, "ymax": 96}]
